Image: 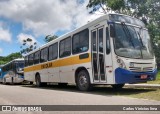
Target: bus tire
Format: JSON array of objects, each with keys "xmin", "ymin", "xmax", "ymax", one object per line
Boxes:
[
  {"xmin": 76, "ymin": 70, "xmax": 92, "ymax": 91},
  {"xmin": 10, "ymin": 77, "xmax": 14, "ymax": 85},
  {"xmin": 35, "ymin": 74, "xmax": 42, "ymax": 87},
  {"xmin": 111, "ymin": 84, "xmax": 125, "ymax": 90},
  {"xmin": 3, "ymin": 78, "xmax": 6, "ymax": 85},
  {"xmin": 30, "ymin": 82, "xmax": 34, "ymax": 85}
]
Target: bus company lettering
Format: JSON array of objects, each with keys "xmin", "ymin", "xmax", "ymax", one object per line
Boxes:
[{"xmin": 41, "ymin": 63, "xmax": 52, "ymax": 69}]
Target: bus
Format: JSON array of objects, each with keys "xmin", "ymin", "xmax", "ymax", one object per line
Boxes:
[
  {"xmin": 24, "ymin": 13, "xmax": 157, "ymax": 91},
  {"xmin": 0, "ymin": 58, "xmax": 24, "ymax": 84}
]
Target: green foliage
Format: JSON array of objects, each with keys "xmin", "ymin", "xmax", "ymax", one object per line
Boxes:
[
  {"xmin": 44, "ymin": 35, "xmax": 58, "ymax": 43},
  {"xmin": 87, "ymin": 0, "xmax": 125, "ymax": 13},
  {"xmin": 0, "ymin": 52, "xmax": 22, "ymax": 65},
  {"xmin": 87, "ymin": 0, "xmax": 106, "ymax": 8},
  {"xmin": 107, "ymin": 0, "xmax": 125, "ymax": 11}
]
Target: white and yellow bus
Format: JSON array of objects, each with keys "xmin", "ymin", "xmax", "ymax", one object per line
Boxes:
[{"xmin": 24, "ymin": 13, "xmax": 157, "ymax": 91}]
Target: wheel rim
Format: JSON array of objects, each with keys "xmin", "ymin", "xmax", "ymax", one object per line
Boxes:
[{"xmin": 79, "ymin": 74, "xmax": 87, "ymax": 88}]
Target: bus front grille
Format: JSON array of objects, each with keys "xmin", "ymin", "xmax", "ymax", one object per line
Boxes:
[{"xmin": 129, "ymin": 67, "xmax": 153, "ymax": 72}]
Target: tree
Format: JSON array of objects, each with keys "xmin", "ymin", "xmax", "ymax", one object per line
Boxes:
[
  {"xmin": 20, "ymin": 38, "xmax": 37, "ymax": 55},
  {"xmin": 87, "ymin": 0, "xmax": 126, "ymax": 14},
  {"xmin": 0, "ymin": 52, "xmax": 22, "ymax": 65},
  {"xmin": 44, "ymin": 35, "xmax": 58, "ymax": 43}
]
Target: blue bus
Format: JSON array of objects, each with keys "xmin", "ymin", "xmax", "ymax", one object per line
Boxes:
[{"xmin": 0, "ymin": 58, "xmax": 24, "ymax": 84}]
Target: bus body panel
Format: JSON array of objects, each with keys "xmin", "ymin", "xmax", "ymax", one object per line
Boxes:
[
  {"xmin": 48, "ymin": 67, "xmax": 60, "ymax": 83},
  {"xmin": 23, "ymin": 13, "xmax": 157, "ymax": 86}
]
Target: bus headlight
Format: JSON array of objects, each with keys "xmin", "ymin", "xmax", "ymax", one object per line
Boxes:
[{"xmin": 117, "ymin": 58, "xmax": 126, "ymax": 69}]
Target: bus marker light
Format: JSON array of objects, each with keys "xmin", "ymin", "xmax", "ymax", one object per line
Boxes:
[{"xmin": 109, "ymin": 70, "xmax": 112, "ymax": 73}]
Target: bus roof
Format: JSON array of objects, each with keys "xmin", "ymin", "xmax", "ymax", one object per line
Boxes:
[
  {"xmin": 24, "ymin": 13, "xmax": 145, "ymax": 56},
  {"xmin": 24, "ymin": 14, "xmax": 110, "ymax": 56},
  {"xmin": 2, "ymin": 58, "xmax": 24, "ymax": 67}
]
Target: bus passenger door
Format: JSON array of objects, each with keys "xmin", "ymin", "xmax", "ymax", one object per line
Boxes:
[{"xmin": 91, "ymin": 26, "xmax": 106, "ymax": 83}]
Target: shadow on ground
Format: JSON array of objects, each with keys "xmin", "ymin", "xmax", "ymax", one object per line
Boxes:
[{"xmin": 19, "ymin": 83, "xmax": 157, "ymax": 97}]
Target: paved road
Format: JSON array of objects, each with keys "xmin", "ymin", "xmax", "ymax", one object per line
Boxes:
[{"xmin": 0, "ymin": 84, "xmax": 160, "ymax": 114}]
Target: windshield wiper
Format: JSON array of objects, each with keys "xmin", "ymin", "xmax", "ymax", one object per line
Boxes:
[
  {"xmin": 121, "ymin": 23, "xmax": 135, "ymax": 48},
  {"xmin": 137, "ymin": 32, "xmax": 145, "ymax": 49}
]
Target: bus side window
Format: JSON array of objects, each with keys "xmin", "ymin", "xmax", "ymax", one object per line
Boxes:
[
  {"xmin": 34, "ymin": 51, "xmax": 40, "ymax": 64},
  {"xmin": 25, "ymin": 56, "xmax": 28, "ymax": 67},
  {"xmin": 40, "ymin": 47, "xmax": 48, "ymax": 63},
  {"xmin": 72, "ymin": 29, "xmax": 89, "ymax": 54},
  {"xmin": 106, "ymin": 27, "xmax": 111, "ymax": 54},
  {"xmin": 49, "ymin": 43, "xmax": 58, "ymax": 61},
  {"xmin": 28, "ymin": 54, "xmax": 34, "ymax": 66},
  {"xmin": 60, "ymin": 37, "xmax": 71, "ymax": 58}
]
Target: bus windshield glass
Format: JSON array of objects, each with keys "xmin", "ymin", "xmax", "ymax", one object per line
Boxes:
[
  {"xmin": 113, "ymin": 23, "xmax": 154, "ymax": 59},
  {"xmin": 16, "ymin": 62, "xmax": 24, "ymax": 69}
]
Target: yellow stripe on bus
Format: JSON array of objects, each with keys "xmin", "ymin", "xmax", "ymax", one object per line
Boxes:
[{"xmin": 24, "ymin": 54, "xmax": 91, "ymax": 72}]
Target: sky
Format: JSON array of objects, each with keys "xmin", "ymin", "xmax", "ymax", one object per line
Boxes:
[{"xmin": 0, "ymin": 0, "xmax": 103, "ymax": 56}]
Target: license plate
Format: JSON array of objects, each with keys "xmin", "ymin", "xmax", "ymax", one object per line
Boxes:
[{"xmin": 141, "ymin": 75, "xmax": 148, "ymax": 79}]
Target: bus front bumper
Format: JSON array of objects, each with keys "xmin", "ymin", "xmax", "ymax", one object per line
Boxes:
[{"xmin": 115, "ymin": 68, "xmax": 157, "ymax": 84}]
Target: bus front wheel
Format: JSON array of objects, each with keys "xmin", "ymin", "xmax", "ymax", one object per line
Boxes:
[{"xmin": 76, "ymin": 70, "xmax": 92, "ymax": 91}]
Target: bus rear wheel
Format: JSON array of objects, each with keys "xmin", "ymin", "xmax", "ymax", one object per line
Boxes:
[
  {"xmin": 111, "ymin": 84, "xmax": 125, "ymax": 90},
  {"xmin": 35, "ymin": 74, "xmax": 42, "ymax": 87},
  {"xmin": 35, "ymin": 74, "xmax": 47, "ymax": 87},
  {"xmin": 76, "ymin": 70, "xmax": 92, "ymax": 91}
]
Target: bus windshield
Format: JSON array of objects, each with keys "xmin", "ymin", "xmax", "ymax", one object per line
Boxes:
[
  {"xmin": 113, "ymin": 23, "xmax": 154, "ymax": 59},
  {"xmin": 16, "ymin": 62, "xmax": 24, "ymax": 69}
]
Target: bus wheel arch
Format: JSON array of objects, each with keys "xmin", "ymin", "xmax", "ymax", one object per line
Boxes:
[{"xmin": 75, "ymin": 67, "xmax": 92, "ymax": 91}]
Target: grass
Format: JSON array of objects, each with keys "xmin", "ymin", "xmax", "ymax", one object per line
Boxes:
[
  {"xmin": 123, "ymin": 88, "xmax": 160, "ymax": 101},
  {"xmin": 147, "ymin": 71, "xmax": 160, "ymax": 84},
  {"xmin": 92, "ymin": 86, "xmax": 160, "ymax": 101}
]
